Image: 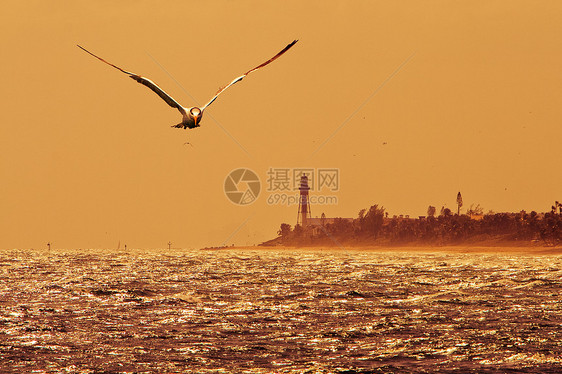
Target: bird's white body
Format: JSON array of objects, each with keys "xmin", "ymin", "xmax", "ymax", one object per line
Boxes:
[{"xmin": 177, "ymin": 107, "xmax": 203, "ymax": 129}]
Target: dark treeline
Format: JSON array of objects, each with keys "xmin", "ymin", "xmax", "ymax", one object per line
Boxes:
[{"xmin": 273, "ymin": 204, "xmax": 562, "ymax": 246}]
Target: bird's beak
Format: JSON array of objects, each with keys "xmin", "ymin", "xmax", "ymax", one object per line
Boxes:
[{"xmin": 194, "ymin": 115, "xmax": 199, "ymax": 127}]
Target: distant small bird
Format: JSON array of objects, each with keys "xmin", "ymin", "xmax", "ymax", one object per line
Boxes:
[{"xmin": 78, "ymin": 40, "xmax": 298, "ymax": 129}]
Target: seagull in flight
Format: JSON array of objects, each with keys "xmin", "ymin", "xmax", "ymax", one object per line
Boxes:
[{"xmin": 78, "ymin": 40, "xmax": 298, "ymax": 129}]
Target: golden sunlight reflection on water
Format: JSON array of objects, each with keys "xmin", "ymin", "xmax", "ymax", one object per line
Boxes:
[{"xmin": 0, "ymin": 248, "xmax": 560, "ymax": 372}]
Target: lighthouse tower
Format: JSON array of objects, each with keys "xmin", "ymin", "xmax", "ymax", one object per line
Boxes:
[{"xmin": 296, "ymin": 174, "xmax": 311, "ymax": 228}]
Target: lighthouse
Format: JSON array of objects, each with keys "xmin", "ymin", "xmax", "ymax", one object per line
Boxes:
[{"xmin": 296, "ymin": 174, "xmax": 311, "ymax": 228}]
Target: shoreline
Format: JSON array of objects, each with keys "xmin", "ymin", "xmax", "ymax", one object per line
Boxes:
[
  {"xmin": 2, "ymin": 244, "xmax": 560, "ymax": 256},
  {"xmin": 213, "ymin": 243, "xmax": 562, "ymax": 255}
]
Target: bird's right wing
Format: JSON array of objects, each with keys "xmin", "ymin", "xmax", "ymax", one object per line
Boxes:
[
  {"xmin": 77, "ymin": 45, "xmax": 186, "ymax": 116},
  {"xmin": 201, "ymin": 40, "xmax": 298, "ymax": 111}
]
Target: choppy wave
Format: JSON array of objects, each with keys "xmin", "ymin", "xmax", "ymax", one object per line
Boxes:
[{"xmin": 0, "ymin": 248, "xmax": 560, "ymax": 373}]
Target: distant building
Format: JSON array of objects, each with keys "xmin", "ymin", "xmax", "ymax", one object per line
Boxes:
[
  {"xmin": 296, "ymin": 175, "xmax": 352, "ymax": 236},
  {"xmin": 307, "ymin": 213, "xmax": 354, "ymax": 236},
  {"xmin": 469, "ymin": 213, "xmax": 484, "ymax": 221}
]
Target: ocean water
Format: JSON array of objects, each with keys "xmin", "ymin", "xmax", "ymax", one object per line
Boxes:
[{"xmin": 0, "ymin": 248, "xmax": 560, "ymax": 373}]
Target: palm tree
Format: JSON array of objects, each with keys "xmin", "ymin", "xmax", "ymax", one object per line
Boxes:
[
  {"xmin": 456, "ymin": 192, "xmax": 463, "ymax": 215},
  {"xmin": 427, "ymin": 206, "xmax": 436, "ymax": 218},
  {"xmin": 278, "ymin": 223, "xmax": 292, "ymax": 237}
]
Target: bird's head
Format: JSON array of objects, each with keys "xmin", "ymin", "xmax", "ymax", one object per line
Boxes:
[{"xmin": 189, "ymin": 107, "xmax": 202, "ymax": 128}]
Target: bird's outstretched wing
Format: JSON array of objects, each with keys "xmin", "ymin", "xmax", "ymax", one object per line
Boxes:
[
  {"xmin": 77, "ymin": 45, "xmax": 186, "ymax": 116},
  {"xmin": 201, "ymin": 40, "xmax": 298, "ymax": 111}
]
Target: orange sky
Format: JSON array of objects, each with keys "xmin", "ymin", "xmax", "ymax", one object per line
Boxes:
[{"xmin": 2, "ymin": 1, "xmax": 562, "ymax": 249}]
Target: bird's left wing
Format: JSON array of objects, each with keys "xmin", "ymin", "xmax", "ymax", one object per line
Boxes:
[
  {"xmin": 78, "ymin": 45, "xmax": 187, "ymax": 116},
  {"xmin": 128, "ymin": 75, "xmax": 187, "ymax": 116},
  {"xmin": 201, "ymin": 40, "xmax": 298, "ymax": 111}
]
